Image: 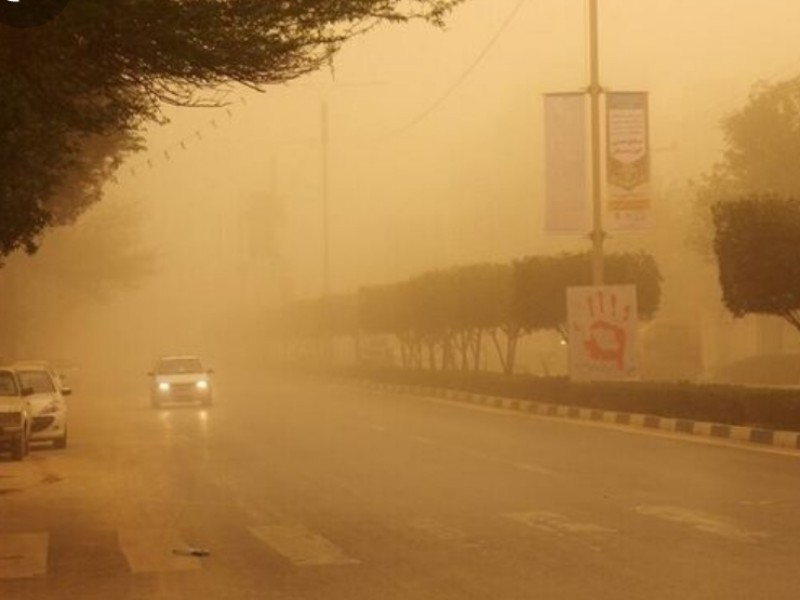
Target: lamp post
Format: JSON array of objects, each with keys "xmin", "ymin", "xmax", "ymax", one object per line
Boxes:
[{"xmin": 588, "ymin": 0, "xmax": 605, "ymax": 286}]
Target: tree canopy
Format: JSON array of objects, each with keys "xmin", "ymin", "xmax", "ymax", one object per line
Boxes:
[
  {"xmin": 712, "ymin": 194, "xmax": 800, "ymax": 332},
  {"xmin": 514, "ymin": 251, "xmax": 662, "ymax": 339},
  {"xmin": 0, "ymin": 0, "xmax": 463, "ymax": 256},
  {"xmin": 691, "ymin": 77, "xmax": 800, "ymax": 256}
]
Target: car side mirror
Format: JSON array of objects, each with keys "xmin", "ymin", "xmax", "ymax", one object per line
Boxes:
[
  {"xmin": 62, "ymin": 387, "xmax": 72, "ymax": 397},
  {"xmin": 21, "ymin": 387, "xmax": 34, "ymax": 397}
]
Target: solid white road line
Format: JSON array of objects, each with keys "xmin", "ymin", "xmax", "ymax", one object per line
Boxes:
[
  {"xmin": 117, "ymin": 528, "xmax": 203, "ymax": 573},
  {"xmin": 249, "ymin": 524, "xmax": 360, "ymax": 567},
  {"xmin": 0, "ymin": 533, "xmax": 49, "ymax": 579}
]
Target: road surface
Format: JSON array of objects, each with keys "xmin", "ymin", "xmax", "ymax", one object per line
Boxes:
[{"xmin": 2, "ymin": 373, "xmax": 799, "ymax": 599}]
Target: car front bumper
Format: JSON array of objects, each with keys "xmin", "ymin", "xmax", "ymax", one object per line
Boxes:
[
  {"xmin": 30, "ymin": 413, "xmax": 66, "ymax": 440},
  {"xmin": 153, "ymin": 384, "xmax": 212, "ymax": 403}
]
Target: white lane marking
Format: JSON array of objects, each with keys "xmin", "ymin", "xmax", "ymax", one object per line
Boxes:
[
  {"xmin": 249, "ymin": 525, "xmax": 359, "ymax": 567},
  {"xmin": 514, "ymin": 463, "xmax": 552, "ymax": 476},
  {"xmin": 412, "ymin": 435, "xmax": 436, "ymax": 445},
  {"xmin": 408, "ymin": 518, "xmax": 480, "ymax": 548},
  {"xmin": 0, "ymin": 533, "xmax": 48, "ymax": 579},
  {"xmin": 118, "ymin": 529, "xmax": 202, "ymax": 573},
  {"xmin": 635, "ymin": 505, "xmax": 768, "ymax": 543},
  {"xmin": 505, "ymin": 511, "xmax": 615, "ymax": 535}
]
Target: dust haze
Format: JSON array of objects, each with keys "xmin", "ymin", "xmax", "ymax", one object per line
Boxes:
[{"xmin": 3, "ymin": 0, "xmax": 800, "ymax": 386}]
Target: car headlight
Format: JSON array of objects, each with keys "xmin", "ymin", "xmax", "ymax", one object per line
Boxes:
[
  {"xmin": 195, "ymin": 380, "xmax": 209, "ymax": 390},
  {"xmin": 158, "ymin": 382, "xmax": 171, "ymax": 392},
  {"xmin": 40, "ymin": 401, "xmax": 61, "ymax": 415}
]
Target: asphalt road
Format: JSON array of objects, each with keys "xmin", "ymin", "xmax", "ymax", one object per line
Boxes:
[{"xmin": 2, "ymin": 372, "xmax": 800, "ymax": 600}]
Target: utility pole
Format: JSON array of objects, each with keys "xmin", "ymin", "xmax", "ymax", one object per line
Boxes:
[
  {"xmin": 589, "ymin": 0, "xmax": 605, "ymax": 285},
  {"xmin": 317, "ymin": 80, "xmax": 383, "ymax": 298},
  {"xmin": 321, "ymin": 98, "xmax": 331, "ymax": 298}
]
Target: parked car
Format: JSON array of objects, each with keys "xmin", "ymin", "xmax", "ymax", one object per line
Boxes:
[
  {"xmin": 0, "ymin": 368, "xmax": 33, "ymax": 461},
  {"xmin": 148, "ymin": 356, "xmax": 213, "ymax": 408},
  {"xmin": 14, "ymin": 363, "xmax": 70, "ymax": 449},
  {"xmin": 13, "ymin": 360, "xmax": 69, "ymax": 390}
]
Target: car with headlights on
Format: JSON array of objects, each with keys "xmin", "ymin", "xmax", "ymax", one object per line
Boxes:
[
  {"xmin": 148, "ymin": 356, "xmax": 213, "ymax": 408},
  {"xmin": 14, "ymin": 363, "xmax": 70, "ymax": 449},
  {"xmin": 0, "ymin": 368, "xmax": 33, "ymax": 460}
]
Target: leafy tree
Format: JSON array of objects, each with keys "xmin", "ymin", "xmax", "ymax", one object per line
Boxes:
[
  {"xmin": 712, "ymin": 194, "xmax": 800, "ymax": 332},
  {"xmin": 514, "ymin": 251, "xmax": 662, "ymax": 340},
  {"xmin": 691, "ymin": 77, "xmax": 800, "ymax": 256},
  {"xmin": 0, "ymin": 0, "xmax": 463, "ymax": 256},
  {"xmin": 455, "ymin": 263, "xmax": 521, "ymax": 376},
  {"xmin": 0, "ymin": 199, "xmax": 154, "ymax": 356}
]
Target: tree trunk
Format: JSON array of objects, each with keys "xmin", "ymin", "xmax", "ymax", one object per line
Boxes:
[
  {"xmin": 472, "ymin": 330, "xmax": 483, "ymax": 372},
  {"xmin": 504, "ymin": 329, "xmax": 519, "ymax": 376},
  {"xmin": 490, "ymin": 326, "xmax": 520, "ymax": 375}
]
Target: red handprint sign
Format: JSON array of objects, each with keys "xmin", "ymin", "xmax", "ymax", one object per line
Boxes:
[{"xmin": 567, "ymin": 285, "xmax": 638, "ymax": 381}]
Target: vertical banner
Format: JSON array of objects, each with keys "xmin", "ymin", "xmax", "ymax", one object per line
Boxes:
[
  {"xmin": 544, "ymin": 93, "xmax": 588, "ymax": 233},
  {"xmin": 606, "ymin": 92, "xmax": 651, "ymax": 230},
  {"xmin": 567, "ymin": 285, "xmax": 639, "ymax": 381}
]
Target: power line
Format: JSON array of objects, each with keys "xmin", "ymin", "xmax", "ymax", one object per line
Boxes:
[{"xmin": 380, "ymin": 0, "xmax": 529, "ymax": 140}]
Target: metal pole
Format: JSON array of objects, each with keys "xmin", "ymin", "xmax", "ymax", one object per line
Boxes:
[
  {"xmin": 321, "ymin": 98, "xmax": 331, "ymax": 297},
  {"xmin": 589, "ymin": 0, "xmax": 605, "ymax": 285}
]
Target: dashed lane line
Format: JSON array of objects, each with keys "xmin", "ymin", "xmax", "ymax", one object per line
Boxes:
[
  {"xmin": 117, "ymin": 528, "xmax": 203, "ymax": 573},
  {"xmin": 248, "ymin": 524, "xmax": 360, "ymax": 567},
  {"xmin": 407, "ymin": 518, "xmax": 482, "ymax": 550},
  {"xmin": 505, "ymin": 510, "xmax": 616, "ymax": 536},
  {"xmin": 634, "ymin": 505, "xmax": 768, "ymax": 544}
]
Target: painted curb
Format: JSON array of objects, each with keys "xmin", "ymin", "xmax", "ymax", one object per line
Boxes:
[{"xmin": 356, "ymin": 380, "xmax": 800, "ymax": 451}]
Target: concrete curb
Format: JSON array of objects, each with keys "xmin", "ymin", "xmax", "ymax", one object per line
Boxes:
[{"xmin": 354, "ymin": 380, "xmax": 800, "ymax": 451}]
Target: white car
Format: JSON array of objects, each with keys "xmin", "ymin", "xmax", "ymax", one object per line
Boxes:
[
  {"xmin": 148, "ymin": 356, "xmax": 213, "ymax": 408},
  {"xmin": 14, "ymin": 363, "xmax": 70, "ymax": 449},
  {"xmin": 0, "ymin": 368, "xmax": 33, "ymax": 460}
]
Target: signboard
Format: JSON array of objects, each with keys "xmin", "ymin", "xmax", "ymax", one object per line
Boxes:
[
  {"xmin": 543, "ymin": 93, "xmax": 589, "ymax": 233},
  {"xmin": 606, "ymin": 92, "xmax": 651, "ymax": 231},
  {"xmin": 567, "ymin": 285, "xmax": 638, "ymax": 381}
]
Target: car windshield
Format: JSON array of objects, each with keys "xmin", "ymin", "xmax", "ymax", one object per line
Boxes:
[
  {"xmin": 0, "ymin": 372, "xmax": 19, "ymax": 396},
  {"xmin": 17, "ymin": 370, "xmax": 56, "ymax": 394},
  {"xmin": 156, "ymin": 358, "xmax": 204, "ymax": 375}
]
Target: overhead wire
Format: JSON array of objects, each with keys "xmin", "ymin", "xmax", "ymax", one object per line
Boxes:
[{"xmin": 379, "ymin": 0, "xmax": 530, "ymax": 140}]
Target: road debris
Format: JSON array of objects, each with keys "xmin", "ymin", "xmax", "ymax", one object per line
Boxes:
[{"xmin": 172, "ymin": 548, "xmax": 210, "ymax": 557}]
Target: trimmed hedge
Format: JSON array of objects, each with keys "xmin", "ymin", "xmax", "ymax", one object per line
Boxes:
[{"xmin": 325, "ymin": 366, "xmax": 800, "ymax": 432}]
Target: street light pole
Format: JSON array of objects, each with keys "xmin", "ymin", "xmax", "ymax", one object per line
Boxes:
[{"xmin": 589, "ymin": 0, "xmax": 605, "ymax": 285}]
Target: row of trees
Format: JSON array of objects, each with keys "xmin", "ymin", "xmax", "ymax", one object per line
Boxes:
[{"xmin": 274, "ymin": 251, "xmax": 662, "ymax": 374}]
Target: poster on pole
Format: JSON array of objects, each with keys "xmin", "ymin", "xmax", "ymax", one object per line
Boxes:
[
  {"xmin": 543, "ymin": 93, "xmax": 589, "ymax": 233},
  {"xmin": 606, "ymin": 92, "xmax": 651, "ymax": 231},
  {"xmin": 567, "ymin": 285, "xmax": 639, "ymax": 381}
]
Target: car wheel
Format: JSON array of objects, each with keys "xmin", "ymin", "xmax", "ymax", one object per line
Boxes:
[
  {"xmin": 54, "ymin": 429, "xmax": 67, "ymax": 449},
  {"xmin": 11, "ymin": 431, "xmax": 26, "ymax": 461}
]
